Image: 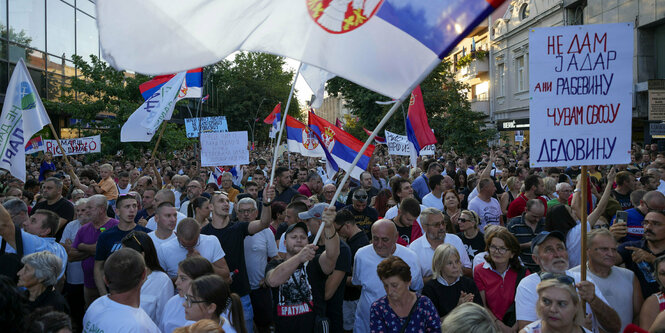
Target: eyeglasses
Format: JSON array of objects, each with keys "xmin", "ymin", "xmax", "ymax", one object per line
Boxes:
[
  {"xmin": 489, "ymin": 245, "xmax": 509, "ymax": 254},
  {"xmin": 539, "ymin": 272, "xmax": 575, "ymax": 286},
  {"xmin": 457, "ymin": 218, "xmax": 471, "ymax": 223},
  {"xmin": 238, "ymin": 209, "xmax": 256, "ymax": 214},
  {"xmin": 425, "ymin": 222, "xmax": 445, "ymax": 228},
  {"xmin": 184, "ymin": 294, "xmax": 208, "ymax": 307},
  {"xmin": 354, "ymin": 195, "xmax": 368, "ymax": 200}
]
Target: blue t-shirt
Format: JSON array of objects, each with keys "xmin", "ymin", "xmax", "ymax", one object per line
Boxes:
[
  {"xmin": 610, "ymin": 208, "xmax": 645, "ymax": 243},
  {"xmin": 39, "ymin": 161, "xmax": 56, "ymax": 181},
  {"xmin": 20, "ymin": 230, "xmax": 68, "ymax": 280},
  {"xmin": 95, "ymin": 225, "xmax": 152, "ymax": 261}
]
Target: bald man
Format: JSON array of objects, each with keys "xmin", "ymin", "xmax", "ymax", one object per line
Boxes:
[
  {"xmin": 145, "ymin": 189, "xmax": 188, "ymax": 230},
  {"xmin": 351, "ymin": 219, "xmax": 423, "ymax": 332}
]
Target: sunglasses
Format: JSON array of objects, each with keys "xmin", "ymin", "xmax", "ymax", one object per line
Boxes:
[{"xmin": 539, "ymin": 272, "xmax": 575, "ymax": 286}]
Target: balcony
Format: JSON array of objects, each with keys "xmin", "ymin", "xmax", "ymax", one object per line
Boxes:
[
  {"xmin": 456, "ymin": 58, "xmax": 489, "ymax": 84},
  {"xmin": 471, "ymin": 98, "xmax": 490, "ymax": 116}
]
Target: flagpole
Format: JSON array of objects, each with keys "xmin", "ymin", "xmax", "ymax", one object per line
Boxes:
[
  {"xmin": 151, "ymin": 121, "xmax": 168, "ymax": 159},
  {"xmin": 47, "ymin": 123, "xmax": 72, "ymax": 167},
  {"xmin": 268, "ymin": 62, "xmax": 302, "ymax": 190}
]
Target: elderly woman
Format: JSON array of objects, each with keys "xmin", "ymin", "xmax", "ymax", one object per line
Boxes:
[
  {"xmin": 17, "ymin": 251, "xmax": 69, "ymax": 313},
  {"xmin": 474, "ymin": 228, "xmax": 529, "ymax": 332},
  {"xmin": 184, "ymin": 274, "xmax": 245, "ymax": 333},
  {"xmin": 422, "ymin": 243, "xmax": 482, "ymax": 318},
  {"xmin": 520, "ymin": 276, "xmax": 590, "ymax": 333},
  {"xmin": 442, "ymin": 189, "xmax": 462, "ymax": 229},
  {"xmin": 456, "ymin": 210, "xmax": 485, "ymax": 262},
  {"xmin": 369, "ymin": 256, "xmax": 440, "ymax": 332}
]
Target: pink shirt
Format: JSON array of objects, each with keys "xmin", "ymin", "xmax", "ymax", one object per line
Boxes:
[
  {"xmin": 73, "ymin": 219, "xmax": 119, "ymax": 288},
  {"xmin": 473, "ymin": 262, "xmax": 530, "ymax": 320}
]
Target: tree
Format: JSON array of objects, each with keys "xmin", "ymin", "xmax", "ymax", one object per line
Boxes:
[
  {"xmin": 43, "ymin": 54, "xmax": 194, "ymax": 159},
  {"xmin": 209, "ymin": 52, "xmax": 301, "ymax": 143},
  {"xmin": 326, "ymin": 60, "xmax": 496, "ymax": 157}
]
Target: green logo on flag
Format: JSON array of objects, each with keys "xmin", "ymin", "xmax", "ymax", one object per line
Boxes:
[{"xmin": 20, "ymin": 82, "xmax": 36, "ymax": 110}]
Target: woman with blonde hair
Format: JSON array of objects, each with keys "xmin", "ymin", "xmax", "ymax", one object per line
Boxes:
[
  {"xmin": 442, "ymin": 302, "xmax": 499, "ymax": 333},
  {"xmin": 456, "ymin": 209, "xmax": 485, "ymax": 263},
  {"xmin": 500, "ymin": 177, "xmax": 522, "ymax": 216},
  {"xmin": 520, "ymin": 276, "xmax": 589, "ymax": 333},
  {"xmin": 422, "ymin": 243, "xmax": 481, "ymax": 317}
]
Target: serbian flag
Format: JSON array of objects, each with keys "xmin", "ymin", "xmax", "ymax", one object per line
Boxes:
[
  {"xmin": 363, "ymin": 127, "xmax": 386, "ymax": 144},
  {"xmin": 263, "ymin": 103, "xmax": 281, "ymax": 126},
  {"xmin": 285, "ymin": 115, "xmax": 326, "ymax": 158},
  {"xmin": 25, "ymin": 136, "xmax": 44, "ymax": 154},
  {"xmin": 201, "ymin": 94, "xmax": 209, "ymax": 103},
  {"xmin": 97, "ymin": 0, "xmax": 505, "ymax": 100},
  {"xmin": 406, "ymin": 86, "xmax": 437, "ymax": 152},
  {"xmin": 308, "ymin": 111, "xmax": 374, "ymax": 180},
  {"xmin": 139, "ymin": 68, "xmax": 202, "ymax": 100}
]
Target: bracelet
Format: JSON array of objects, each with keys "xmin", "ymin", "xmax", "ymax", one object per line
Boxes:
[
  {"xmin": 262, "ymin": 201, "xmax": 271, "ymax": 207},
  {"xmin": 326, "ymin": 230, "xmax": 337, "ymax": 240}
]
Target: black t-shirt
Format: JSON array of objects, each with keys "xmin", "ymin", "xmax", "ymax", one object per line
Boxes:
[
  {"xmin": 456, "ymin": 231, "xmax": 486, "ymax": 262},
  {"xmin": 394, "ymin": 223, "xmax": 412, "ymax": 245},
  {"xmin": 32, "ymin": 197, "xmax": 75, "ymax": 242},
  {"xmin": 421, "ymin": 276, "xmax": 483, "ymax": 318},
  {"xmin": 612, "ymin": 189, "xmax": 633, "ymax": 210},
  {"xmin": 342, "ymin": 205, "xmax": 378, "ymax": 239},
  {"xmin": 345, "ymin": 186, "xmax": 379, "ymax": 205},
  {"xmin": 274, "ymin": 187, "xmax": 298, "ymax": 204},
  {"xmin": 344, "ymin": 231, "xmax": 370, "ymax": 301},
  {"xmin": 265, "ymin": 255, "xmax": 328, "ymax": 333},
  {"xmin": 310, "ymin": 237, "xmax": 352, "ymax": 333},
  {"xmin": 201, "ymin": 222, "xmax": 251, "ymax": 296},
  {"xmin": 275, "ymin": 222, "xmax": 289, "ymax": 241},
  {"xmin": 618, "ymin": 239, "xmax": 665, "ymax": 298},
  {"xmin": 134, "ymin": 209, "xmax": 154, "ymax": 223},
  {"xmin": 95, "ymin": 224, "xmax": 152, "ymax": 261}
]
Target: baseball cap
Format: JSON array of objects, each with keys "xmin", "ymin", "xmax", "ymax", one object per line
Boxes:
[
  {"xmin": 285, "ymin": 222, "xmax": 308, "ymax": 235},
  {"xmin": 298, "ymin": 203, "xmax": 328, "ymax": 220},
  {"xmin": 353, "ymin": 189, "xmax": 368, "ymax": 202},
  {"xmin": 531, "ymin": 231, "xmax": 566, "ymax": 254}
]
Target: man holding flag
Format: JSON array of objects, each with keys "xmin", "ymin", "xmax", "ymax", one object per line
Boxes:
[{"xmin": 0, "ymin": 59, "xmax": 52, "ymax": 181}]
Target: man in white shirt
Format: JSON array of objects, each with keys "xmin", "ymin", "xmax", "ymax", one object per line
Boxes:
[
  {"xmin": 146, "ymin": 189, "xmax": 187, "ymax": 230},
  {"xmin": 148, "ymin": 202, "xmax": 177, "ymax": 247},
  {"xmin": 83, "ymin": 248, "xmax": 160, "ymax": 332},
  {"xmin": 409, "ymin": 208, "xmax": 471, "ymax": 278},
  {"xmin": 421, "ymin": 174, "xmax": 446, "ymax": 211},
  {"xmin": 116, "ymin": 171, "xmax": 132, "ymax": 195},
  {"xmin": 515, "ymin": 231, "xmax": 621, "ymax": 332},
  {"xmin": 157, "ymin": 218, "xmax": 231, "ymax": 283},
  {"xmin": 468, "ymin": 178, "xmax": 503, "ymax": 230},
  {"xmin": 570, "ymin": 228, "xmax": 641, "ymax": 331},
  {"xmin": 352, "ymin": 219, "xmax": 423, "ymax": 333}
]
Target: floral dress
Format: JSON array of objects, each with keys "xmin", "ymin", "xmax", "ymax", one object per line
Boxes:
[{"xmin": 369, "ymin": 294, "xmax": 441, "ymax": 333}]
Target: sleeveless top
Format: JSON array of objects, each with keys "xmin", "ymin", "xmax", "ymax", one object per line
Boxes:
[{"xmin": 657, "ymin": 292, "xmax": 665, "ymax": 311}]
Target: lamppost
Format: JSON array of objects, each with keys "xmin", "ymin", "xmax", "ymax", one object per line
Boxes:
[{"xmin": 246, "ymin": 98, "xmax": 266, "ymax": 146}]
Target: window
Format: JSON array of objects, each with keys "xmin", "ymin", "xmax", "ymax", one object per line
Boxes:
[
  {"xmin": 9, "ymin": 0, "xmax": 45, "ymax": 51},
  {"xmin": 519, "ymin": 4, "xmax": 530, "ymax": 20},
  {"xmin": 498, "ymin": 63, "xmax": 505, "ymax": 96},
  {"xmin": 76, "ymin": 11, "xmax": 99, "ymax": 61},
  {"xmin": 47, "ymin": 0, "xmax": 75, "ymax": 59},
  {"xmin": 516, "ymin": 56, "xmax": 525, "ymax": 92}
]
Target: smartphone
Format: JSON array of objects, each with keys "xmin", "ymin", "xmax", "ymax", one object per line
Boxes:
[{"xmin": 616, "ymin": 211, "xmax": 628, "ymax": 225}]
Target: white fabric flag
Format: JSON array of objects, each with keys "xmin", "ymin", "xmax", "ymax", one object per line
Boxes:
[
  {"xmin": 121, "ymin": 72, "xmax": 186, "ymax": 142},
  {"xmin": 0, "ymin": 59, "xmax": 51, "ymax": 181},
  {"xmin": 300, "ymin": 64, "xmax": 335, "ymax": 109}
]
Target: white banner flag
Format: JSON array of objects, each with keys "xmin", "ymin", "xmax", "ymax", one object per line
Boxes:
[
  {"xmin": 44, "ymin": 135, "xmax": 101, "ymax": 156},
  {"xmin": 385, "ymin": 130, "xmax": 435, "ymax": 156},
  {"xmin": 0, "ymin": 59, "xmax": 51, "ymax": 181},
  {"xmin": 301, "ymin": 64, "xmax": 335, "ymax": 109},
  {"xmin": 121, "ymin": 71, "xmax": 186, "ymax": 142}
]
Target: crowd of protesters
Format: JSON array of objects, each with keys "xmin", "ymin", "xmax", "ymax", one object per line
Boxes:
[{"xmin": 3, "ymin": 141, "xmax": 665, "ymax": 332}]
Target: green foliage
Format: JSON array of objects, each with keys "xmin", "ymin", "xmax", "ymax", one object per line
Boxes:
[
  {"xmin": 326, "ymin": 60, "xmax": 496, "ymax": 157},
  {"xmin": 456, "ymin": 50, "xmax": 488, "ymax": 68},
  {"xmin": 43, "ymin": 54, "xmax": 194, "ymax": 159},
  {"xmin": 210, "ymin": 52, "xmax": 301, "ymax": 143}
]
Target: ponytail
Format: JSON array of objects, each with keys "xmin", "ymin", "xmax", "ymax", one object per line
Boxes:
[{"xmin": 229, "ymin": 293, "xmax": 247, "ymax": 333}]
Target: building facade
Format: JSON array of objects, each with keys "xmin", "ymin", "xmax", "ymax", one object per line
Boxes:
[{"xmin": 1, "ymin": 0, "xmax": 100, "ymax": 138}]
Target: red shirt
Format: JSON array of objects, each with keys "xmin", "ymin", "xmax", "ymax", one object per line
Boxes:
[
  {"xmin": 506, "ymin": 193, "xmax": 547, "ymax": 219},
  {"xmin": 297, "ymin": 183, "xmax": 313, "ymax": 197},
  {"xmin": 395, "ymin": 222, "xmax": 423, "ymax": 246},
  {"xmin": 473, "ymin": 263, "xmax": 530, "ymax": 320}
]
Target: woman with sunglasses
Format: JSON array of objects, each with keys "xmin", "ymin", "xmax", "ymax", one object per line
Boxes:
[
  {"xmin": 639, "ymin": 255, "xmax": 665, "ymax": 330},
  {"xmin": 160, "ymin": 256, "xmax": 215, "ymax": 333},
  {"xmin": 184, "ymin": 274, "xmax": 246, "ymax": 333},
  {"xmin": 520, "ymin": 276, "xmax": 590, "ymax": 333},
  {"xmin": 456, "ymin": 210, "xmax": 485, "ymax": 262},
  {"xmin": 121, "ymin": 231, "xmax": 174, "ymax": 326},
  {"xmin": 474, "ymin": 228, "xmax": 529, "ymax": 332}
]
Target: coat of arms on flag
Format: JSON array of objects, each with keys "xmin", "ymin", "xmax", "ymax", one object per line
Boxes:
[{"xmin": 307, "ymin": 0, "xmax": 384, "ymax": 33}]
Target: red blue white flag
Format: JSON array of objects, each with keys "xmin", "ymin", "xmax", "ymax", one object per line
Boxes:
[{"xmin": 139, "ymin": 68, "xmax": 202, "ymax": 100}]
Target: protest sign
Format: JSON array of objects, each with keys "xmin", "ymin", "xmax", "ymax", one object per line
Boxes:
[
  {"xmin": 45, "ymin": 135, "xmax": 101, "ymax": 156},
  {"xmin": 201, "ymin": 131, "xmax": 249, "ymax": 167},
  {"xmin": 529, "ymin": 23, "xmax": 633, "ymax": 167},
  {"xmin": 385, "ymin": 130, "xmax": 435, "ymax": 156},
  {"xmin": 184, "ymin": 116, "xmax": 229, "ymax": 138}
]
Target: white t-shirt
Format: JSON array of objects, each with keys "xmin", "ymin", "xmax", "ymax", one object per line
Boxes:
[
  {"xmin": 421, "ymin": 192, "xmax": 444, "ymax": 211},
  {"xmin": 118, "ymin": 183, "xmax": 132, "ymax": 195},
  {"xmin": 408, "ymin": 233, "xmax": 471, "ymax": 278},
  {"xmin": 467, "ymin": 196, "xmax": 502, "ymax": 230},
  {"xmin": 60, "ymin": 219, "xmax": 85, "ymax": 285},
  {"xmin": 472, "ymin": 251, "xmax": 488, "ymax": 274},
  {"xmin": 352, "ymin": 244, "xmax": 423, "ymax": 333},
  {"xmin": 157, "ymin": 234, "xmax": 226, "ymax": 278},
  {"xmin": 146, "ymin": 211, "xmax": 187, "ymax": 231},
  {"xmin": 523, "ymin": 320, "xmax": 592, "ymax": 333},
  {"xmin": 515, "ymin": 269, "xmax": 610, "ymax": 332},
  {"xmin": 244, "ymin": 228, "xmax": 278, "ymax": 290},
  {"xmin": 141, "ymin": 270, "xmax": 175, "ymax": 325},
  {"xmin": 160, "ymin": 295, "xmax": 192, "ymax": 333},
  {"xmin": 566, "ymin": 221, "xmax": 590, "ymax": 269},
  {"xmin": 148, "ymin": 230, "xmax": 176, "ymax": 248},
  {"xmin": 179, "ymin": 200, "xmax": 190, "ymax": 215},
  {"xmin": 83, "ymin": 295, "xmax": 160, "ymax": 333},
  {"xmin": 467, "ymin": 187, "xmax": 479, "ymax": 203},
  {"xmin": 569, "ymin": 265, "xmax": 636, "ymax": 331}
]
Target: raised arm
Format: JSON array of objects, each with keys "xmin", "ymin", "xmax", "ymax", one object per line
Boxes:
[
  {"xmin": 588, "ymin": 168, "xmax": 616, "ymax": 226},
  {"xmin": 318, "ymin": 207, "xmax": 340, "ymax": 275},
  {"xmin": 248, "ymin": 185, "xmax": 275, "ymax": 235},
  {"xmin": 265, "ymin": 244, "xmax": 317, "ymax": 287},
  {"xmin": 0, "ymin": 203, "xmax": 16, "ymax": 249}
]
